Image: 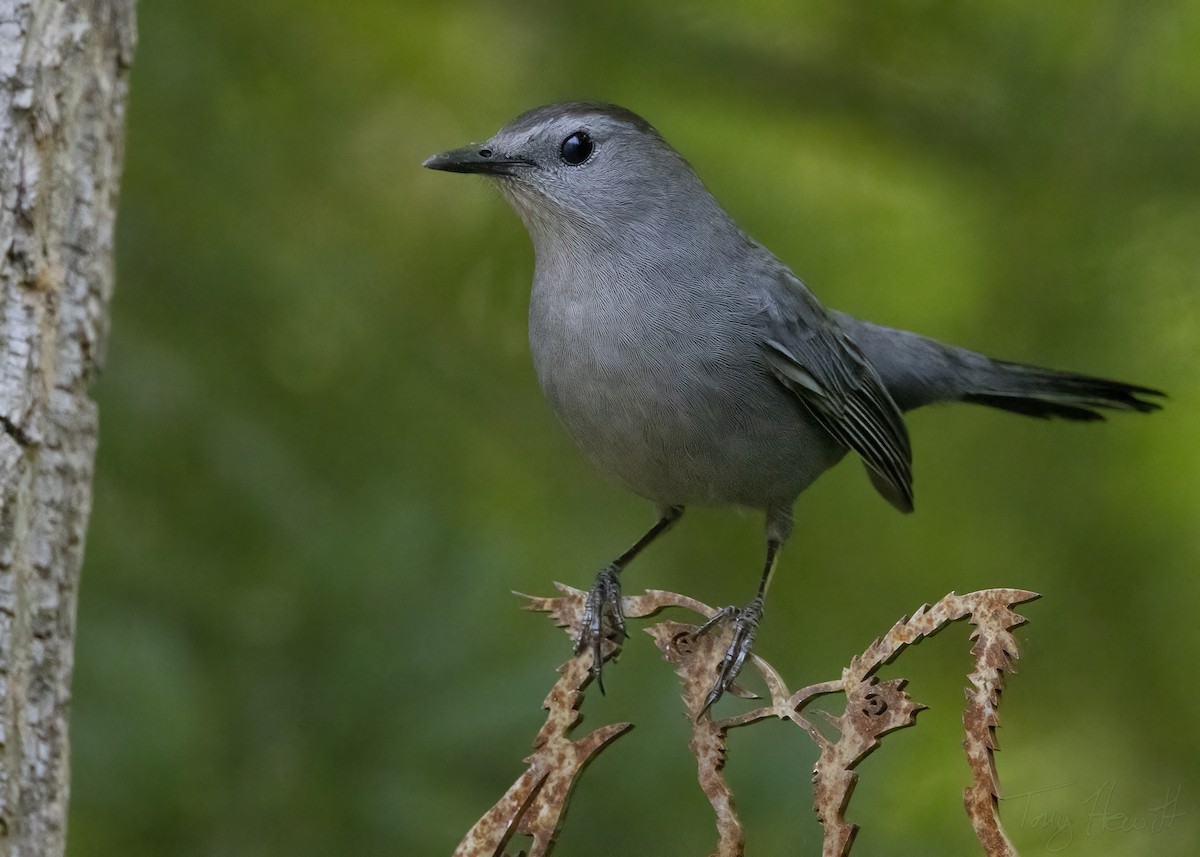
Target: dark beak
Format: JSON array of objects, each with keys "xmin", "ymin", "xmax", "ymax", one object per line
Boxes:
[{"xmin": 422, "ymin": 144, "xmax": 532, "ymax": 176}]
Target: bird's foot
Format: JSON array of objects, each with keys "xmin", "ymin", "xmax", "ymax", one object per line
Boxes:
[
  {"xmin": 696, "ymin": 595, "xmax": 764, "ymax": 717},
  {"xmin": 575, "ymin": 564, "xmax": 626, "ymax": 692}
]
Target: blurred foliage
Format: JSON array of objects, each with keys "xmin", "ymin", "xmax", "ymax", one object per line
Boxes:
[{"xmin": 68, "ymin": 1, "xmax": 1198, "ymax": 855}]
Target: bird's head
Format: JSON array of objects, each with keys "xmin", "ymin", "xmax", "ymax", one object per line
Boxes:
[{"xmin": 423, "ymin": 102, "xmax": 714, "ymax": 249}]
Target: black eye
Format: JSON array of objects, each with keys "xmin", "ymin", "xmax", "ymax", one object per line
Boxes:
[{"xmin": 560, "ymin": 131, "xmax": 593, "ymax": 165}]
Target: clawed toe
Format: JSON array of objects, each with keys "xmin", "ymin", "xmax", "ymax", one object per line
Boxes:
[
  {"xmin": 575, "ymin": 565, "xmax": 626, "ymax": 692},
  {"xmin": 697, "ymin": 595, "xmax": 764, "ymax": 717}
]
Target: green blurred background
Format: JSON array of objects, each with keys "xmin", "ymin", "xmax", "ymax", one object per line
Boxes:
[{"xmin": 68, "ymin": 1, "xmax": 1198, "ymax": 855}]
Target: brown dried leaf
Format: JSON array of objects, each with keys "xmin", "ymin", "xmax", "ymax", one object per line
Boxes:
[
  {"xmin": 811, "ymin": 678, "xmax": 926, "ymax": 856},
  {"xmin": 808, "ymin": 589, "xmax": 1038, "ymax": 857},
  {"xmin": 960, "ymin": 590, "xmax": 1039, "ymax": 857},
  {"xmin": 644, "ymin": 620, "xmax": 746, "ymax": 857},
  {"xmin": 455, "ymin": 587, "xmax": 635, "ymax": 857},
  {"xmin": 456, "ymin": 585, "xmax": 1039, "ymax": 857}
]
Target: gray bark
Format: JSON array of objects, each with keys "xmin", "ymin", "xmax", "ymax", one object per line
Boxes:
[{"xmin": 0, "ymin": 1, "xmax": 136, "ymax": 854}]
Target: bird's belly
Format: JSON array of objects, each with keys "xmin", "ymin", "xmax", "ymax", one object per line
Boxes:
[{"xmin": 531, "ymin": 327, "xmax": 843, "ymax": 509}]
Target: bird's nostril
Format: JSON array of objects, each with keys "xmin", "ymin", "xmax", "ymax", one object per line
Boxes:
[{"xmin": 478, "ymin": 148, "xmax": 493, "ymax": 158}]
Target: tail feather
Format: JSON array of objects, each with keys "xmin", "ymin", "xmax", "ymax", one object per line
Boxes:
[
  {"xmin": 962, "ymin": 360, "xmax": 1165, "ymax": 421},
  {"xmin": 828, "ymin": 313, "xmax": 1166, "ymax": 420}
]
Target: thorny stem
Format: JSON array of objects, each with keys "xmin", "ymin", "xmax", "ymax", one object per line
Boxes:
[{"xmin": 457, "ymin": 585, "xmax": 1038, "ymax": 857}]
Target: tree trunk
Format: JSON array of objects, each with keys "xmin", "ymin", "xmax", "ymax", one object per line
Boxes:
[{"xmin": 0, "ymin": 1, "xmax": 136, "ymax": 854}]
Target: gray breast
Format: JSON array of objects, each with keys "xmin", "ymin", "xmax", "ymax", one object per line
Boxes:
[{"xmin": 528, "ymin": 262, "xmax": 844, "ymax": 510}]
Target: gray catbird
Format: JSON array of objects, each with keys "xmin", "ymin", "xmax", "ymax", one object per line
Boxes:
[{"xmin": 424, "ymin": 102, "xmax": 1162, "ymax": 712}]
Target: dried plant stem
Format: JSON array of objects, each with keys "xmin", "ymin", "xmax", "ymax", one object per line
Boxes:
[{"xmin": 453, "ymin": 585, "xmax": 1038, "ymax": 857}]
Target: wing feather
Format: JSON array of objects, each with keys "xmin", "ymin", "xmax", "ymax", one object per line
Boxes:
[{"xmin": 764, "ymin": 332, "xmax": 914, "ymax": 512}]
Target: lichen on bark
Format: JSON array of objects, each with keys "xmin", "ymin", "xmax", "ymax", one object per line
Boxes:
[{"xmin": 0, "ymin": 1, "xmax": 136, "ymax": 854}]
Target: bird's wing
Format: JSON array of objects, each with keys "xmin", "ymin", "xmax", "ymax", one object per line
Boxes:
[{"xmin": 761, "ymin": 291, "xmax": 914, "ymax": 513}]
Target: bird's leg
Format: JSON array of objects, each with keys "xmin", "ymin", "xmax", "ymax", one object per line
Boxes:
[
  {"xmin": 577, "ymin": 505, "xmax": 684, "ymax": 691},
  {"xmin": 697, "ymin": 536, "xmax": 782, "ymax": 716}
]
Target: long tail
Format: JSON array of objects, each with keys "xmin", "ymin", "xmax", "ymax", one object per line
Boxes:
[
  {"xmin": 959, "ymin": 360, "xmax": 1164, "ymax": 421},
  {"xmin": 831, "ymin": 312, "xmax": 1166, "ymax": 418}
]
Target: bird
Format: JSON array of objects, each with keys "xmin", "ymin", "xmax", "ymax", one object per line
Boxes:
[{"xmin": 423, "ymin": 102, "xmax": 1163, "ymax": 713}]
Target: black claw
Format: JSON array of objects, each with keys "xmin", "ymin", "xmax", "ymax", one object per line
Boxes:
[
  {"xmin": 697, "ymin": 596, "xmax": 764, "ymax": 718},
  {"xmin": 575, "ymin": 565, "xmax": 625, "ymax": 693},
  {"xmin": 696, "ymin": 604, "xmax": 737, "ymax": 636}
]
